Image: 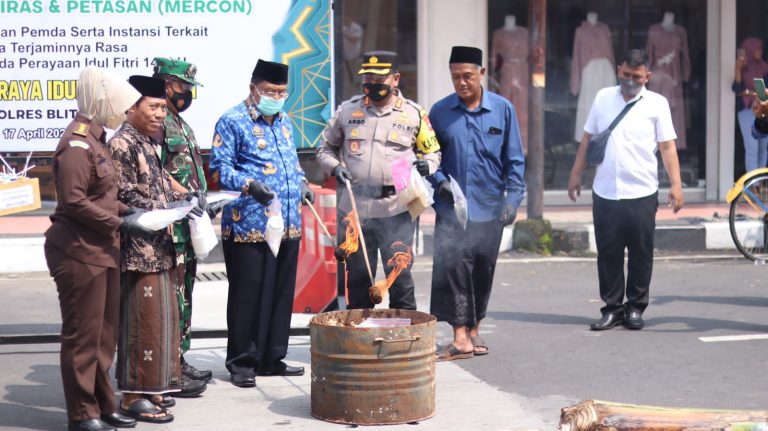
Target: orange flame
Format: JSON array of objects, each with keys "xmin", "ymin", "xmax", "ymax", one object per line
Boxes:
[
  {"xmin": 369, "ymin": 241, "xmax": 413, "ymax": 304},
  {"xmin": 336, "ymin": 210, "xmax": 359, "ymax": 258}
]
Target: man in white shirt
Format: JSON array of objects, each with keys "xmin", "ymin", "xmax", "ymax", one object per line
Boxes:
[{"xmin": 568, "ymin": 49, "xmax": 684, "ymax": 331}]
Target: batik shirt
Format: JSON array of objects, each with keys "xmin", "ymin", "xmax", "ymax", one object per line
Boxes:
[
  {"xmin": 158, "ymin": 110, "xmax": 207, "ymax": 248},
  {"xmin": 109, "ymin": 122, "xmax": 181, "ymax": 272},
  {"xmin": 209, "ymin": 101, "xmax": 305, "ymax": 243}
]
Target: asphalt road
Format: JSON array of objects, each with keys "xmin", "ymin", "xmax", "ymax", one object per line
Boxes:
[
  {"xmin": 420, "ymin": 255, "xmax": 768, "ymax": 420},
  {"xmin": 0, "ymin": 254, "xmax": 766, "ymax": 429}
]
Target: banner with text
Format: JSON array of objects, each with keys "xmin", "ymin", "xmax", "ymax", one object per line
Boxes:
[{"xmin": 0, "ymin": 0, "xmax": 331, "ymax": 151}]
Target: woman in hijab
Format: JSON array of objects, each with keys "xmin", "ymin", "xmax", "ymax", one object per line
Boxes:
[
  {"xmin": 733, "ymin": 37, "xmax": 768, "ymax": 172},
  {"xmin": 44, "ymin": 66, "xmax": 147, "ymax": 431}
]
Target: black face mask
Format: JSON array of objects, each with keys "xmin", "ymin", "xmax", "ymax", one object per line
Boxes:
[
  {"xmin": 171, "ymin": 90, "xmax": 193, "ymax": 112},
  {"xmin": 362, "ymin": 83, "xmax": 391, "ymax": 102}
]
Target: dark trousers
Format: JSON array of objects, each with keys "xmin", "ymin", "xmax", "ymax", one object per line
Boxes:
[
  {"xmin": 593, "ymin": 192, "xmax": 658, "ymax": 316},
  {"xmin": 45, "ymin": 243, "xmax": 119, "ymax": 422},
  {"xmin": 345, "ymin": 211, "xmax": 416, "ymax": 310},
  {"xmin": 223, "ymin": 239, "xmax": 299, "ymax": 377},
  {"xmin": 430, "ymin": 213, "xmax": 504, "ymax": 327}
]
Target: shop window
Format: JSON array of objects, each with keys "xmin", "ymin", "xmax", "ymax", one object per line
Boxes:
[
  {"xmin": 488, "ymin": 0, "xmax": 707, "ymax": 191},
  {"xmin": 735, "ymin": 0, "xmax": 768, "ymax": 179},
  {"xmin": 333, "ymin": 0, "xmax": 418, "ymax": 105}
]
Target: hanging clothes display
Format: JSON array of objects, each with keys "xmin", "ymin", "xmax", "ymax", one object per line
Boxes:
[
  {"xmin": 570, "ymin": 19, "xmax": 616, "ymax": 142},
  {"xmin": 491, "ymin": 25, "xmax": 529, "ymax": 152},
  {"xmin": 645, "ymin": 23, "xmax": 691, "ymax": 149}
]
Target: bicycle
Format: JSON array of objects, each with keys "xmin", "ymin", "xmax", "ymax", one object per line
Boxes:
[{"xmin": 726, "ymin": 167, "xmax": 768, "ymax": 262}]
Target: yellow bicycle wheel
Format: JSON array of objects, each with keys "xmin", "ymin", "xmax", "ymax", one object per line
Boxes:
[{"xmin": 729, "ymin": 174, "xmax": 768, "ymax": 261}]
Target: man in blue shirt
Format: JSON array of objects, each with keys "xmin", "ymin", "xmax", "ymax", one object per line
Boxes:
[
  {"xmin": 209, "ymin": 59, "xmax": 314, "ymax": 387},
  {"xmin": 429, "ymin": 46, "xmax": 525, "ymax": 361}
]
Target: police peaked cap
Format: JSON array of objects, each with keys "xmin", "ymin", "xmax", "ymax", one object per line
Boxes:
[
  {"xmin": 252, "ymin": 59, "xmax": 289, "ymax": 85},
  {"xmin": 449, "ymin": 46, "xmax": 483, "ymax": 66},
  {"xmin": 153, "ymin": 57, "xmax": 202, "ymax": 86},
  {"xmin": 128, "ymin": 75, "xmax": 166, "ymax": 99},
  {"xmin": 358, "ymin": 51, "xmax": 398, "ymax": 75}
]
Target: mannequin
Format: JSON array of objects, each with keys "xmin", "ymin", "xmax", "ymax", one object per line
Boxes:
[
  {"xmin": 646, "ymin": 11, "xmax": 690, "ymax": 148},
  {"xmin": 570, "ymin": 11, "xmax": 615, "ymax": 141},
  {"xmin": 491, "ymin": 15, "xmax": 529, "ymax": 151}
]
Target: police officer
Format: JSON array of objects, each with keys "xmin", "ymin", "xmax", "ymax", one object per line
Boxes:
[
  {"xmin": 316, "ymin": 51, "xmax": 441, "ymax": 310},
  {"xmin": 44, "ymin": 66, "xmax": 142, "ymax": 431},
  {"xmin": 152, "ymin": 57, "xmax": 213, "ymax": 391}
]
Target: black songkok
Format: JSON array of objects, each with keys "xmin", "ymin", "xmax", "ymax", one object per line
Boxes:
[
  {"xmin": 251, "ymin": 59, "xmax": 289, "ymax": 84},
  {"xmin": 128, "ymin": 75, "xmax": 166, "ymax": 99},
  {"xmin": 449, "ymin": 46, "xmax": 483, "ymax": 66}
]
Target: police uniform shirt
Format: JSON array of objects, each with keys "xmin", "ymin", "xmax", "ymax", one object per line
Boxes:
[
  {"xmin": 584, "ymin": 85, "xmax": 676, "ymax": 200},
  {"xmin": 45, "ymin": 114, "xmax": 126, "ymax": 268},
  {"xmin": 316, "ymin": 91, "xmax": 441, "ymax": 218},
  {"xmin": 209, "ymin": 102, "xmax": 305, "ymax": 243},
  {"xmin": 430, "ymin": 90, "xmax": 526, "ymax": 222}
]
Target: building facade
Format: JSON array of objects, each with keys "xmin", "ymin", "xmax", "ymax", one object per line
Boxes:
[{"xmin": 333, "ymin": 0, "xmax": 765, "ymax": 204}]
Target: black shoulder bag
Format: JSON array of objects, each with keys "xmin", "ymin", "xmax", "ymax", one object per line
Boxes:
[{"xmin": 586, "ymin": 96, "xmax": 642, "ymax": 166}]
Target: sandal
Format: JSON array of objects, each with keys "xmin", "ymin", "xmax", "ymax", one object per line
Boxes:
[
  {"xmin": 145, "ymin": 394, "xmax": 176, "ymax": 409},
  {"xmin": 470, "ymin": 335, "xmax": 489, "ymax": 356},
  {"xmin": 435, "ymin": 344, "xmax": 474, "ymax": 362},
  {"xmin": 119, "ymin": 398, "xmax": 174, "ymax": 424}
]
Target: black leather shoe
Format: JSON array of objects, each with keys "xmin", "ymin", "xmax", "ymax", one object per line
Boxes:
[
  {"xmin": 171, "ymin": 375, "xmax": 207, "ymax": 398},
  {"xmin": 258, "ymin": 362, "xmax": 305, "ymax": 376},
  {"xmin": 68, "ymin": 419, "xmax": 115, "ymax": 431},
  {"xmin": 590, "ymin": 312, "xmax": 625, "ymax": 331},
  {"xmin": 181, "ymin": 357, "xmax": 213, "ymax": 382},
  {"xmin": 100, "ymin": 412, "xmax": 137, "ymax": 428},
  {"xmin": 624, "ymin": 311, "xmax": 645, "ymax": 330},
  {"xmin": 231, "ymin": 374, "xmax": 256, "ymax": 388}
]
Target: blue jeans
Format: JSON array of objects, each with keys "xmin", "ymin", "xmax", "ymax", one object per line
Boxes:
[{"xmin": 737, "ymin": 108, "xmax": 768, "ymax": 172}]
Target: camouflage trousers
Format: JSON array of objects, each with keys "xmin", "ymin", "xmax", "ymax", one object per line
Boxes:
[{"xmin": 173, "ymin": 241, "xmax": 197, "ymax": 355}]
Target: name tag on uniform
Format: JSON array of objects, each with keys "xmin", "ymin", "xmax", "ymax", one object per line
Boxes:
[{"xmin": 488, "ymin": 127, "xmax": 502, "ymax": 135}]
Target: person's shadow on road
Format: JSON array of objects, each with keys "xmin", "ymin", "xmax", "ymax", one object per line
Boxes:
[{"xmin": 1, "ymin": 363, "xmax": 67, "ymax": 431}]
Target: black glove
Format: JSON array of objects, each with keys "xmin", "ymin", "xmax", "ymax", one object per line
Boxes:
[
  {"xmin": 333, "ymin": 165, "xmax": 352, "ymax": 184},
  {"xmin": 437, "ymin": 180, "xmax": 454, "ymax": 204},
  {"xmin": 413, "ymin": 159, "xmax": 430, "ymax": 177},
  {"xmin": 185, "ymin": 191, "xmax": 206, "ymax": 217},
  {"xmin": 205, "ymin": 200, "xmax": 226, "ymax": 220},
  {"xmin": 301, "ymin": 181, "xmax": 315, "ymax": 205},
  {"xmin": 499, "ymin": 204, "xmax": 517, "ymax": 226},
  {"xmin": 120, "ymin": 209, "xmax": 154, "ymax": 237},
  {"xmin": 247, "ymin": 180, "xmax": 275, "ymax": 205}
]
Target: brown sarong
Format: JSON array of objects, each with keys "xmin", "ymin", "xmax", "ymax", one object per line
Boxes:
[{"xmin": 116, "ymin": 270, "xmax": 181, "ymax": 394}]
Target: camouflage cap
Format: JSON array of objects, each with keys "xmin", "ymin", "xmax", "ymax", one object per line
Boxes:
[{"xmin": 152, "ymin": 57, "xmax": 202, "ymax": 86}]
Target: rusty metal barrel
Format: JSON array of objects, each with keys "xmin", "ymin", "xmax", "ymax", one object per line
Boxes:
[{"xmin": 310, "ymin": 309, "xmax": 436, "ymax": 425}]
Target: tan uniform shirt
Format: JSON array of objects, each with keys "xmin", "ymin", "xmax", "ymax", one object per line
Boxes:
[
  {"xmin": 316, "ymin": 92, "xmax": 440, "ymax": 218},
  {"xmin": 45, "ymin": 114, "xmax": 127, "ymax": 268}
]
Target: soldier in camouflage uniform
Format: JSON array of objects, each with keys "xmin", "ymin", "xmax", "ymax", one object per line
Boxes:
[{"xmin": 152, "ymin": 57, "xmax": 215, "ymax": 390}]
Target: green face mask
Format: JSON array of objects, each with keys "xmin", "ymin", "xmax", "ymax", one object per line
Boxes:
[{"xmin": 255, "ymin": 89, "xmax": 285, "ymax": 116}]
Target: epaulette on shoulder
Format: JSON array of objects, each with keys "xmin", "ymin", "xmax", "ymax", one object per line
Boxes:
[
  {"xmin": 73, "ymin": 122, "xmax": 89, "ymax": 137},
  {"xmin": 404, "ymin": 98, "xmax": 424, "ymax": 113}
]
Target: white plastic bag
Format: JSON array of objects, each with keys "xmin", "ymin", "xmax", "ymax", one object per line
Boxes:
[
  {"xmin": 264, "ymin": 197, "xmax": 284, "ymax": 257},
  {"xmin": 449, "ymin": 175, "xmax": 468, "ymax": 229},
  {"xmin": 137, "ymin": 199, "xmax": 195, "ymax": 231},
  {"xmin": 397, "ymin": 165, "xmax": 434, "ymax": 220},
  {"xmin": 188, "ymin": 211, "xmax": 218, "ymax": 260}
]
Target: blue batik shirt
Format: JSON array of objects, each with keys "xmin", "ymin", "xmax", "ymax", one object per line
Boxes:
[
  {"xmin": 209, "ymin": 101, "xmax": 305, "ymax": 242},
  {"xmin": 429, "ymin": 89, "xmax": 526, "ymax": 222}
]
